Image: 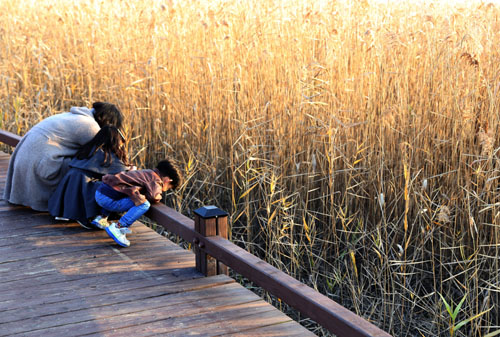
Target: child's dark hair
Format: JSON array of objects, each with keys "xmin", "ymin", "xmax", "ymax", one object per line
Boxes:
[
  {"xmin": 76, "ymin": 125, "xmax": 129, "ymax": 166},
  {"xmin": 156, "ymin": 158, "xmax": 183, "ymax": 190},
  {"xmin": 92, "ymin": 102, "xmax": 124, "ymax": 130}
]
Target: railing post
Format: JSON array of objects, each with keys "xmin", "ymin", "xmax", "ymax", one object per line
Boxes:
[{"xmin": 193, "ymin": 206, "xmax": 229, "ymax": 276}]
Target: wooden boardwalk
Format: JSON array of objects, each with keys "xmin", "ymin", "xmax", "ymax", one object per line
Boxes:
[{"xmin": 0, "ymin": 151, "xmax": 315, "ymax": 337}]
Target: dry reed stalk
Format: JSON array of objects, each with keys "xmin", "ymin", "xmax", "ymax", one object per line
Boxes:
[{"xmin": 2, "ymin": 0, "xmax": 500, "ymax": 335}]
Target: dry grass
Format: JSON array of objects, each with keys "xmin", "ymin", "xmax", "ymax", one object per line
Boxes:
[{"xmin": 2, "ymin": 0, "xmax": 500, "ymax": 335}]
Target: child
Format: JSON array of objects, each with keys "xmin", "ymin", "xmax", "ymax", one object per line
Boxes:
[
  {"xmin": 94, "ymin": 158, "xmax": 182, "ymax": 247},
  {"xmin": 48, "ymin": 126, "xmax": 130, "ymax": 227}
]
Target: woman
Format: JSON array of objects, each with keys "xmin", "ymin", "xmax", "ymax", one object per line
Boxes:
[
  {"xmin": 3, "ymin": 102, "xmax": 123, "ymax": 211},
  {"xmin": 48, "ymin": 126, "xmax": 130, "ymax": 227}
]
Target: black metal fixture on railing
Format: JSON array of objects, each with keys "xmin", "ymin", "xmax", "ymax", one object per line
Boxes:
[{"xmin": 193, "ymin": 206, "xmax": 229, "ymax": 276}]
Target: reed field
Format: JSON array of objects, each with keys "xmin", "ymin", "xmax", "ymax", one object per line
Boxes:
[{"xmin": 2, "ymin": 0, "xmax": 500, "ymax": 335}]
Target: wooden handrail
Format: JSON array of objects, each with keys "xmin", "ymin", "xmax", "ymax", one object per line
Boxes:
[
  {"xmin": 0, "ymin": 128, "xmax": 392, "ymax": 337},
  {"xmin": 0, "ymin": 130, "xmax": 22, "ymax": 147},
  {"xmin": 149, "ymin": 203, "xmax": 391, "ymax": 337}
]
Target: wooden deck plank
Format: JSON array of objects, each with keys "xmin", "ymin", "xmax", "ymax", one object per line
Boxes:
[
  {"xmin": 0, "ymin": 248, "xmax": 196, "ymax": 290},
  {"xmin": 1, "ymin": 274, "xmax": 234, "ymax": 324},
  {"xmin": 0, "ymin": 254, "xmax": 196, "ymax": 298},
  {"xmin": 162, "ymin": 305, "xmax": 308, "ymax": 337},
  {"xmin": 89, "ymin": 301, "xmax": 280, "ymax": 337},
  {"xmin": 0, "ymin": 224, "xmax": 176, "ymax": 263},
  {"xmin": 7, "ymin": 283, "xmax": 268, "ymax": 336},
  {"xmin": 0, "ymin": 225, "xmax": 161, "ymax": 252},
  {"xmin": 0, "ymin": 151, "xmax": 316, "ymax": 337},
  {"xmin": 0, "ymin": 267, "xmax": 201, "ymax": 312},
  {"xmin": 226, "ymin": 320, "xmax": 315, "ymax": 336},
  {"xmin": 0, "ymin": 226, "xmax": 172, "ymax": 256},
  {"xmin": 0, "ymin": 228, "xmax": 196, "ymax": 291}
]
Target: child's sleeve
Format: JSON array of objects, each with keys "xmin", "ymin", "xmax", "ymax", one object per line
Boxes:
[
  {"xmin": 145, "ymin": 180, "xmax": 163, "ymax": 203},
  {"xmin": 130, "ymin": 186, "xmax": 148, "ymax": 205}
]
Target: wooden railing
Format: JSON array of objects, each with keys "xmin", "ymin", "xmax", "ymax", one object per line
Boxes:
[{"xmin": 0, "ymin": 128, "xmax": 392, "ymax": 337}]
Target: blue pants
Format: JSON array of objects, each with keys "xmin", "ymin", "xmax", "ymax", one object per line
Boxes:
[{"xmin": 95, "ymin": 190, "xmax": 150, "ymax": 227}]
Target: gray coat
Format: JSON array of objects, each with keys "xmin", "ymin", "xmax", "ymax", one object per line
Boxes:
[{"xmin": 3, "ymin": 107, "xmax": 100, "ymax": 211}]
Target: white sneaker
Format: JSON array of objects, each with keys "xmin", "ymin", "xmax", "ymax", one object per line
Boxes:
[
  {"xmin": 121, "ymin": 227, "xmax": 132, "ymax": 234},
  {"xmin": 105, "ymin": 223, "xmax": 130, "ymax": 247},
  {"xmin": 91, "ymin": 215, "xmax": 109, "ymax": 229}
]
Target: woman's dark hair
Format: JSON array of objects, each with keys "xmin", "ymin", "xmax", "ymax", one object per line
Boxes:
[
  {"xmin": 76, "ymin": 125, "xmax": 129, "ymax": 166},
  {"xmin": 92, "ymin": 102, "xmax": 124, "ymax": 129},
  {"xmin": 156, "ymin": 158, "xmax": 183, "ymax": 190}
]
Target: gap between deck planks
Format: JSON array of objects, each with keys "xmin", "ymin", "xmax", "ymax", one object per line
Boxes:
[{"xmin": 0, "ymin": 151, "xmax": 315, "ymax": 336}]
